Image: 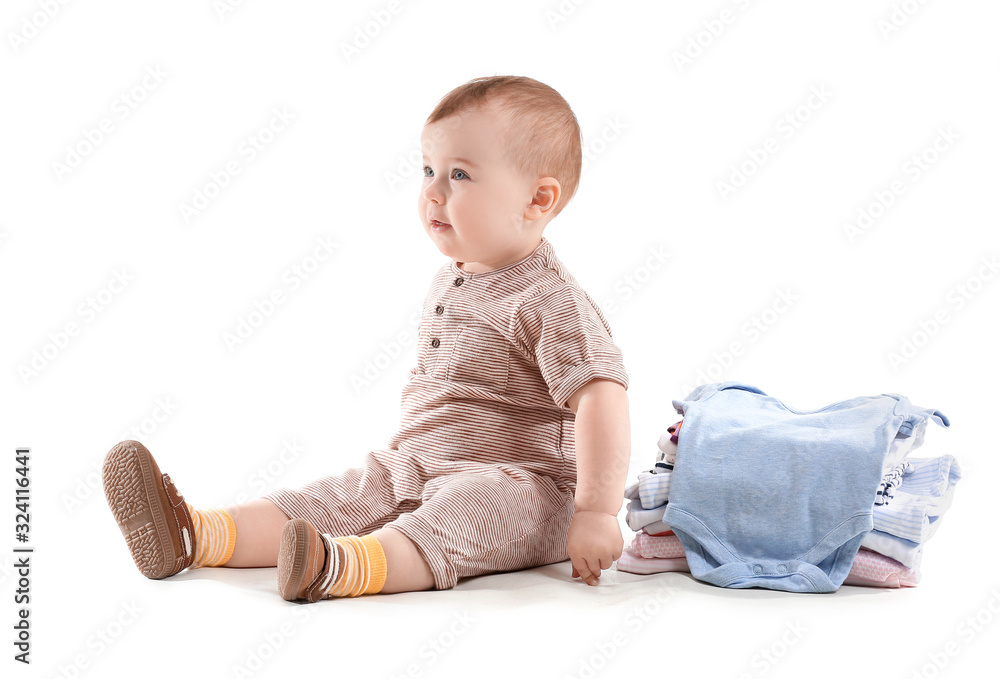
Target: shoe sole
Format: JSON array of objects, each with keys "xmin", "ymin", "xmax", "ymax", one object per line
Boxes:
[
  {"xmin": 278, "ymin": 518, "xmax": 314, "ymax": 601},
  {"xmin": 102, "ymin": 440, "xmax": 187, "ymax": 579}
]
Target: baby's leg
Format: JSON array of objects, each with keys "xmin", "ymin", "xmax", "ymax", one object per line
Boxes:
[
  {"xmin": 103, "ymin": 440, "xmax": 299, "ymax": 577},
  {"xmin": 384, "ymin": 466, "xmax": 576, "ymax": 591},
  {"xmin": 366, "ymin": 526, "xmax": 434, "ymax": 593},
  {"xmin": 191, "ymin": 483, "xmax": 430, "ymax": 575},
  {"xmin": 219, "ymin": 499, "xmax": 290, "ymax": 568}
]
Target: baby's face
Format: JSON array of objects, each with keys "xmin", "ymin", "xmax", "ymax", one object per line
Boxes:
[{"xmin": 418, "ymin": 105, "xmax": 543, "ymax": 273}]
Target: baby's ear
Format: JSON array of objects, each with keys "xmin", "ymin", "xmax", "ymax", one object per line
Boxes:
[{"xmin": 528, "ymin": 177, "xmax": 561, "ymax": 219}]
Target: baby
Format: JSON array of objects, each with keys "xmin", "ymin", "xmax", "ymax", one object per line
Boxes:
[{"xmin": 102, "ymin": 75, "xmax": 631, "ymax": 602}]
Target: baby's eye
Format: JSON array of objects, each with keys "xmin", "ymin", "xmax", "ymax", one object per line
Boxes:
[
  {"xmin": 423, "ymin": 166, "xmax": 433, "ymax": 178},
  {"xmin": 452, "ymin": 169, "xmax": 469, "ymax": 180}
]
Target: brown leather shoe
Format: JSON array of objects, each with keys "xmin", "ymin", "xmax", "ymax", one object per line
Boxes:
[
  {"xmin": 277, "ymin": 518, "xmax": 337, "ymax": 602},
  {"xmin": 102, "ymin": 440, "xmax": 195, "ymax": 579}
]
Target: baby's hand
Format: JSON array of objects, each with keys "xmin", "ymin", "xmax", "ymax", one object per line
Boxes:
[{"xmin": 567, "ymin": 510, "xmax": 623, "ymax": 586}]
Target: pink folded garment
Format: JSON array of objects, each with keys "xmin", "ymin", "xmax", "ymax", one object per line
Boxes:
[
  {"xmin": 616, "ymin": 539, "xmax": 919, "ymax": 588},
  {"xmin": 615, "ymin": 546, "xmax": 689, "ymax": 575},
  {"xmin": 842, "ymin": 548, "xmax": 920, "ymax": 588},
  {"xmin": 631, "ymin": 530, "xmax": 686, "ymax": 559}
]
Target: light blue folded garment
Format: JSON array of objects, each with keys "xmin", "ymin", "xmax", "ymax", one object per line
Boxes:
[
  {"xmin": 663, "ymin": 382, "xmax": 949, "ymax": 593},
  {"xmin": 623, "ymin": 469, "xmax": 673, "ymax": 510},
  {"xmin": 625, "ymin": 500, "xmax": 666, "ymax": 531},
  {"xmin": 872, "ymin": 455, "xmax": 961, "ymax": 544},
  {"xmin": 860, "ymin": 530, "xmax": 922, "ymax": 568}
]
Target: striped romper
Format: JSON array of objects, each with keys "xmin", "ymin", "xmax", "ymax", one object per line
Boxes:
[{"xmin": 263, "ymin": 237, "xmax": 629, "ymax": 590}]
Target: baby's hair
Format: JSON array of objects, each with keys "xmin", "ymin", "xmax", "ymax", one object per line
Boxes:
[{"xmin": 426, "ymin": 75, "xmax": 582, "ymax": 218}]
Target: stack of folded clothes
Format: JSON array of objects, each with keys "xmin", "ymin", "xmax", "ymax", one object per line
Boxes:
[
  {"xmin": 862, "ymin": 418, "xmax": 961, "ymax": 577},
  {"xmin": 616, "ymin": 383, "xmax": 961, "ymax": 590}
]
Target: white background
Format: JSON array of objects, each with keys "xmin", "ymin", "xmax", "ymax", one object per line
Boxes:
[{"xmin": 2, "ymin": 1, "xmax": 997, "ymax": 677}]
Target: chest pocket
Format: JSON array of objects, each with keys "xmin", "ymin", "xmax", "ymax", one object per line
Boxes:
[{"xmin": 446, "ymin": 324, "xmax": 510, "ymax": 392}]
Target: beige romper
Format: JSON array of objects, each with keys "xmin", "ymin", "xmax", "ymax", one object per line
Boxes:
[{"xmin": 263, "ymin": 237, "xmax": 629, "ymax": 589}]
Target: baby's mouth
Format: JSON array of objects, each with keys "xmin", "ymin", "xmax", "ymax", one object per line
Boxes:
[{"xmin": 431, "ymin": 220, "xmax": 451, "ymax": 229}]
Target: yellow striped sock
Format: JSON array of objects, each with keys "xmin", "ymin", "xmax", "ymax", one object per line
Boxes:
[
  {"xmin": 186, "ymin": 504, "xmax": 237, "ymax": 568},
  {"xmin": 323, "ymin": 534, "xmax": 387, "ymax": 598}
]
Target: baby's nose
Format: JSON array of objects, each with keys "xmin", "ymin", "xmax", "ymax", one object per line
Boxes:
[{"xmin": 422, "ymin": 186, "xmax": 444, "ymax": 204}]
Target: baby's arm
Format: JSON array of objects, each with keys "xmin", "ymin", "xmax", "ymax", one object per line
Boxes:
[{"xmin": 565, "ymin": 378, "xmax": 631, "ymax": 585}]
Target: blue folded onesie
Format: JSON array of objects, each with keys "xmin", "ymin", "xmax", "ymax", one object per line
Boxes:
[{"xmin": 662, "ymin": 382, "xmax": 949, "ymax": 593}]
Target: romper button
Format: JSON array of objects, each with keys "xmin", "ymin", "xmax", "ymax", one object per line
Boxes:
[
  {"xmin": 752, "ymin": 564, "xmax": 763, "ymax": 575},
  {"xmin": 435, "ymin": 305, "xmax": 444, "ymax": 315},
  {"xmin": 430, "ymin": 338, "xmax": 440, "ymax": 348},
  {"xmin": 777, "ymin": 564, "xmax": 787, "ymax": 573},
  {"xmin": 454, "ymin": 277, "xmax": 464, "ymax": 286}
]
